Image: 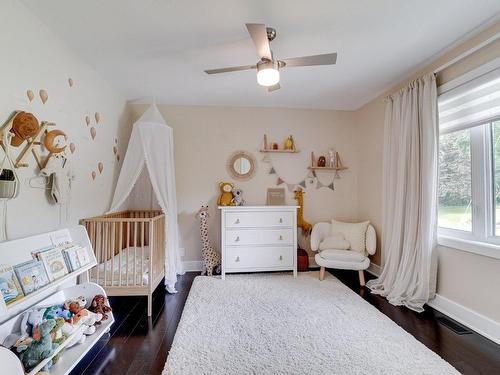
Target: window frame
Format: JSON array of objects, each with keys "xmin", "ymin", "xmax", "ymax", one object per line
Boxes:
[{"xmin": 437, "ymin": 118, "xmax": 500, "ymax": 260}]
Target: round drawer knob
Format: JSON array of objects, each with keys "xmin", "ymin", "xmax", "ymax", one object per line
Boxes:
[
  {"xmin": 235, "ymin": 219, "xmax": 240, "ymax": 224},
  {"xmin": 279, "ymin": 255, "xmax": 283, "ymax": 261},
  {"xmin": 235, "ymin": 236, "xmax": 240, "ymax": 242},
  {"xmin": 236, "ymin": 256, "xmax": 240, "ymax": 262},
  {"xmin": 279, "ymin": 235, "xmax": 283, "ymax": 241},
  {"xmin": 279, "ymin": 218, "xmax": 283, "ymax": 223}
]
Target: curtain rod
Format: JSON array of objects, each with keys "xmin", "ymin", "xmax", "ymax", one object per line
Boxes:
[{"xmin": 434, "ymin": 31, "xmax": 500, "ymax": 74}]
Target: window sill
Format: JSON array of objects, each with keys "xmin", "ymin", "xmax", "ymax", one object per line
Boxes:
[{"xmin": 437, "ymin": 235, "xmax": 500, "ymax": 260}]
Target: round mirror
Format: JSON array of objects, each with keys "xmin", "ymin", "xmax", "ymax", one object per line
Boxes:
[{"xmin": 227, "ymin": 151, "xmax": 256, "ymax": 181}]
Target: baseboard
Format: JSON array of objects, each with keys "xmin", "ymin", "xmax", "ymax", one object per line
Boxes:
[
  {"xmin": 427, "ymin": 294, "xmax": 500, "ymax": 346},
  {"xmin": 366, "ymin": 262, "xmax": 382, "ymax": 277},
  {"xmin": 182, "ymin": 260, "xmax": 202, "ymax": 272}
]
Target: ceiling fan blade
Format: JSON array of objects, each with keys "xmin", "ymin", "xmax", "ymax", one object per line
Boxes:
[
  {"xmin": 267, "ymin": 83, "xmax": 281, "ymax": 92},
  {"xmin": 282, "ymin": 53, "xmax": 337, "ymax": 67},
  {"xmin": 204, "ymin": 65, "xmax": 256, "ymax": 74},
  {"xmin": 246, "ymin": 23, "xmax": 272, "ymax": 60}
]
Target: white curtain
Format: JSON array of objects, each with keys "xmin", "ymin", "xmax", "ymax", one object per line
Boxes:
[
  {"xmin": 108, "ymin": 104, "xmax": 183, "ymax": 293},
  {"xmin": 366, "ymin": 73, "xmax": 438, "ymax": 312}
]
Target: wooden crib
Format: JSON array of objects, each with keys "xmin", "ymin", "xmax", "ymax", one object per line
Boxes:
[{"xmin": 80, "ymin": 210, "xmax": 165, "ymax": 316}]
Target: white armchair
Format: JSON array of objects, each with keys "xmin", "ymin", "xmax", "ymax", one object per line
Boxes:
[{"xmin": 311, "ymin": 222, "xmax": 376, "ymax": 286}]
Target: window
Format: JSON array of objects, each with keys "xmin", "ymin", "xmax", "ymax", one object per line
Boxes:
[
  {"xmin": 438, "ymin": 128, "xmax": 472, "ymax": 232},
  {"xmin": 438, "ymin": 66, "xmax": 500, "ymax": 257}
]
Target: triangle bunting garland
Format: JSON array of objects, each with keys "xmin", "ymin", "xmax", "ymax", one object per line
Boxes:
[
  {"xmin": 269, "ymin": 167, "xmax": 276, "ymax": 174},
  {"xmin": 276, "ymin": 177, "xmax": 284, "ymax": 185},
  {"xmin": 299, "ymin": 180, "xmax": 306, "ymax": 188},
  {"xmin": 327, "ymin": 182, "xmax": 335, "ymax": 190}
]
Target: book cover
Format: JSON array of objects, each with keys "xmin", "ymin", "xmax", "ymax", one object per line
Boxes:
[
  {"xmin": 63, "ymin": 246, "xmax": 82, "ymax": 272},
  {"xmin": 0, "ymin": 264, "xmax": 24, "ymax": 305},
  {"xmin": 13, "ymin": 260, "xmax": 50, "ymax": 295},
  {"xmin": 62, "ymin": 251, "xmax": 73, "ymax": 273},
  {"xmin": 76, "ymin": 247, "xmax": 91, "ymax": 266},
  {"xmin": 38, "ymin": 248, "xmax": 69, "ymax": 281}
]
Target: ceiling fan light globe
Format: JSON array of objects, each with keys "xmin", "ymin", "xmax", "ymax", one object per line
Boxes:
[{"xmin": 257, "ymin": 68, "xmax": 280, "ymax": 87}]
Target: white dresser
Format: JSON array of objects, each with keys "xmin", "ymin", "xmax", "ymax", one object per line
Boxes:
[{"xmin": 219, "ymin": 206, "xmax": 298, "ymax": 279}]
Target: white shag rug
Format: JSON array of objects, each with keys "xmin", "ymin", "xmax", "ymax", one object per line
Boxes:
[{"xmin": 164, "ymin": 272, "xmax": 459, "ymax": 375}]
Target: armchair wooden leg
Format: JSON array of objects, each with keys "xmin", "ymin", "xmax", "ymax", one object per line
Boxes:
[
  {"xmin": 358, "ymin": 270, "xmax": 365, "ymax": 286},
  {"xmin": 319, "ymin": 267, "xmax": 325, "ymax": 281}
]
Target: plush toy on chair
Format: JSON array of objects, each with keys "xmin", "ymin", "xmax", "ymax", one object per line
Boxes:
[{"xmin": 310, "ymin": 219, "xmax": 376, "ymax": 286}]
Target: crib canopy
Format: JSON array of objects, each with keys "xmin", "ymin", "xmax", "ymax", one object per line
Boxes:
[{"xmin": 108, "ymin": 104, "xmax": 182, "ymax": 293}]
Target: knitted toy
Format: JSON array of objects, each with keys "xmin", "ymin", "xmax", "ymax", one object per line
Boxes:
[
  {"xmin": 43, "ymin": 304, "xmax": 72, "ymax": 321},
  {"xmin": 196, "ymin": 206, "xmax": 221, "ymax": 276},
  {"xmin": 89, "ymin": 295, "xmax": 112, "ymax": 322},
  {"xmin": 217, "ymin": 182, "xmax": 234, "ymax": 206},
  {"xmin": 19, "ymin": 319, "xmax": 58, "ymax": 372},
  {"xmin": 231, "ymin": 188, "xmax": 244, "ymax": 206}
]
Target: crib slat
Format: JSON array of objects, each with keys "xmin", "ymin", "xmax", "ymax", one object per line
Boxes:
[
  {"xmin": 141, "ymin": 221, "xmax": 145, "ymax": 286},
  {"xmin": 133, "ymin": 221, "xmax": 138, "ymax": 286},
  {"xmin": 118, "ymin": 221, "xmax": 123, "ymax": 287},
  {"xmin": 126, "ymin": 221, "xmax": 130, "ymax": 287},
  {"xmin": 111, "ymin": 222, "xmax": 115, "ymax": 287}
]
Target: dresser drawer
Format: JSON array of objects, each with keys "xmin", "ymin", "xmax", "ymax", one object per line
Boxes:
[
  {"xmin": 225, "ymin": 229, "xmax": 293, "ymax": 246},
  {"xmin": 225, "ymin": 211, "xmax": 294, "ymax": 228},
  {"xmin": 225, "ymin": 246, "xmax": 294, "ymax": 269}
]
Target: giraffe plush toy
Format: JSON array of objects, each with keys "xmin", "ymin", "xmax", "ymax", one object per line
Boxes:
[
  {"xmin": 293, "ymin": 189, "xmax": 312, "ymax": 236},
  {"xmin": 196, "ymin": 206, "xmax": 221, "ymax": 276}
]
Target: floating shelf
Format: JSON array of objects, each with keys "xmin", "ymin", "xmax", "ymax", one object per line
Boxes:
[
  {"xmin": 308, "ymin": 166, "xmax": 348, "ymax": 171},
  {"xmin": 259, "ymin": 149, "xmax": 300, "ymax": 153}
]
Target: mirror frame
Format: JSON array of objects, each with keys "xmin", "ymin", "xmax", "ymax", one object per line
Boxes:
[{"xmin": 226, "ymin": 150, "xmax": 257, "ymax": 181}]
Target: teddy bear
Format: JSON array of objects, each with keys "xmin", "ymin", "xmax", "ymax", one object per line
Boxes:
[
  {"xmin": 231, "ymin": 188, "xmax": 244, "ymax": 206},
  {"xmin": 217, "ymin": 181, "xmax": 234, "ymax": 206},
  {"xmin": 89, "ymin": 294, "xmax": 112, "ymax": 321},
  {"xmin": 19, "ymin": 319, "xmax": 59, "ymax": 372}
]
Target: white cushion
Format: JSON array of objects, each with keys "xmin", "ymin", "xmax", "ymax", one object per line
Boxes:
[
  {"xmin": 319, "ymin": 249, "xmax": 366, "ymax": 263},
  {"xmin": 318, "ymin": 234, "xmax": 350, "ymax": 251},
  {"xmin": 331, "ymin": 219, "xmax": 369, "ymax": 254}
]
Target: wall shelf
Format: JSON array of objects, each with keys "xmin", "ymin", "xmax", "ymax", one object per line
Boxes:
[
  {"xmin": 308, "ymin": 166, "xmax": 348, "ymax": 171},
  {"xmin": 259, "ymin": 149, "xmax": 300, "ymax": 153}
]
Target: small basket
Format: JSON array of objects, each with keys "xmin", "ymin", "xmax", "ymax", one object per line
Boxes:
[{"xmin": 0, "ymin": 169, "xmax": 17, "ymax": 199}]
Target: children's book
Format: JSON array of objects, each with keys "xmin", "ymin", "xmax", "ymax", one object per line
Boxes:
[
  {"xmin": 63, "ymin": 245, "xmax": 82, "ymax": 272},
  {"xmin": 13, "ymin": 260, "xmax": 49, "ymax": 295},
  {"xmin": 76, "ymin": 247, "xmax": 91, "ymax": 266},
  {"xmin": 0, "ymin": 264, "xmax": 24, "ymax": 305},
  {"xmin": 38, "ymin": 247, "xmax": 69, "ymax": 281}
]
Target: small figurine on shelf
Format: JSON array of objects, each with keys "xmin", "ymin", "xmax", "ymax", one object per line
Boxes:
[
  {"xmin": 284, "ymin": 135, "xmax": 295, "ymax": 151},
  {"xmin": 328, "ymin": 148, "xmax": 336, "ymax": 168},
  {"xmin": 317, "ymin": 156, "xmax": 326, "ymax": 167},
  {"xmin": 272, "ymin": 142, "xmax": 279, "ymax": 150}
]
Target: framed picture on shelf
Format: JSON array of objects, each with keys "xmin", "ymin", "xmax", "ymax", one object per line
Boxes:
[{"xmin": 266, "ymin": 188, "xmax": 286, "ymax": 206}]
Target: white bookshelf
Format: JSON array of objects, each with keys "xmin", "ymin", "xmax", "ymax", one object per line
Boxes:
[{"xmin": 0, "ymin": 226, "xmax": 114, "ymax": 375}]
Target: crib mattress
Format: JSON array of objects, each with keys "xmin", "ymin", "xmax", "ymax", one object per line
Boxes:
[{"xmin": 91, "ymin": 246, "xmax": 150, "ymax": 286}]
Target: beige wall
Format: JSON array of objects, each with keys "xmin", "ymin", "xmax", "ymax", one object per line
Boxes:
[
  {"xmin": 0, "ymin": 0, "xmax": 129, "ymax": 240},
  {"xmin": 355, "ymin": 20, "xmax": 500, "ymax": 323},
  {"xmin": 128, "ymin": 105, "xmax": 360, "ymax": 262}
]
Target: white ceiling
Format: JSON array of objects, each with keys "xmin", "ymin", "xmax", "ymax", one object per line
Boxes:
[{"xmin": 22, "ymin": 0, "xmax": 500, "ymax": 110}]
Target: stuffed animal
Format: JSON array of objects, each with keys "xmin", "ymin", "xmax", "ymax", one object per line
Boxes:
[
  {"xmin": 20, "ymin": 308, "xmax": 45, "ymax": 338},
  {"xmin": 64, "ymin": 295, "xmax": 87, "ymax": 316},
  {"xmin": 196, "ymin": 206, "xmax": 221, "ymax": 276},
  {"xmin": 89, "ymin": 295, "xmax": 112, "ymax": 321},
  {"xmin": 19, "ymin": 319, "xmax": 59, "ymax": 372},
  {"xmin": 72, "ymin": 309, "xmax": 103, "ymax": 333},
  {"xmin": 43, "ymin": 304, "xmax": 72, "ymax": 321},
  {"xmin": 61, "ymin": 322, "xmax": 86, "ymax": 348},
  {"xmin": 231, "ymin": 188, "xmax": 244, "ymax": 206},
  {"xmin": 217, "ymin": 182, "xmax": 234, "ymax": 206}
]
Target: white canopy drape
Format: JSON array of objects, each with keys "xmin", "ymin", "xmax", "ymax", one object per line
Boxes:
[
  {"xmin": 108, "ymin": 104, "xmax": 183, "ymax": 293},
  {"xmin": 366, "ymin": 73, "xmax": 438, "ymax": 312}
]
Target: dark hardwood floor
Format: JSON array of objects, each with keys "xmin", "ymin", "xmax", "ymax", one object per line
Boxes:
[{"xmin": 73, "ymin": 270, "xmax": 500, "ymax": 375}]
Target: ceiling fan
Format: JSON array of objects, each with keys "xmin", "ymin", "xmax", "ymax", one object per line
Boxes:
[{"xmin": 204, "ymin": 23, "xmax": 337, "ymax": 92}]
